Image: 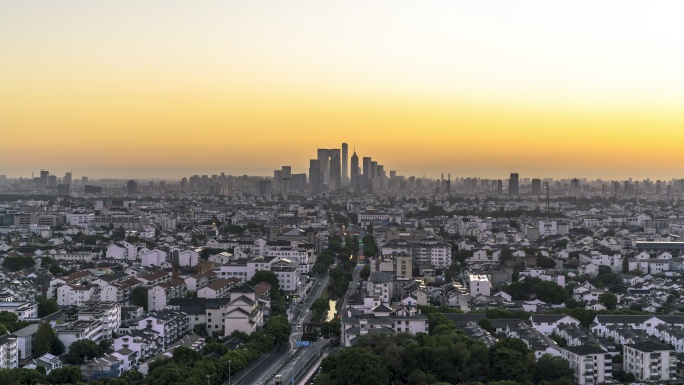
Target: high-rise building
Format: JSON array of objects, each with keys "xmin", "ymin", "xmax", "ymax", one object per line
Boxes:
[
  {"xmin": 309, "ymin": 159, "xmax": 321, "ymax": 193},
  {"xmin": 281, "ymin": 166, "xmax": 291, "ymax": 194},
  {"xmin": 126, "ymin": 180, "xmax": 138, "ymax": 195},
  {"xmin": 497, "ymin": 180, "xmax": 503, "ymax": 195},
  {"xmin": 362, "ymin": 157, "xmax": 372, "ymax": 190},
  {"xmin": 40, "ymin": 170, "xmax": 49, "ymax": 186},
  {"xmin": 531, "ymin": 178, "xmax": 542, "ymax": 195},
  {"xmin": 63, "ymin": 172, "xmax": 72, "ymax": 185},
  {"xmin": 81, "ymin": 176, "xmax": 88, "ymax": 185},
  {"xmin": 350, "ymin": 150, "xmax": 359, "ymax": 190},
  {"xmin": 317, "ymin": 148, "xmax": 341, "ymax": 190},
  {"xmin": 570, "ymin": 178, "xmax": 581, "ymax": 198},
  {"xmin": 508, "ymin": 173, "xmax": 519, "ymax": 195},
  {"xmin": 341, "ymin": 143, "xmax": 348, "ymax": 185}
]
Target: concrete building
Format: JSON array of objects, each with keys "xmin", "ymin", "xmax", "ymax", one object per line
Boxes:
[{"xmin": 624, "ymin": 341, "xmax": 676, "ymax": 382}]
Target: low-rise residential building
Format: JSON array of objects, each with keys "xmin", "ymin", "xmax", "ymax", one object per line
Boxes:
[
  {"xmin": 136, "ymin": 309, "xmax": 189, "ymax": 349},
  {"xmin": 624, "ymin": 341, "xmax": 676, "ymax": 382},
  {"xmin": 560, "ymin": 345, "xmax": 612, "ymax": 385},
  {"xmin": 0, "ymin": 333, "xmax": 19, "ymax": 369},
  {"xmin": 55, "ymin": 320, "xmax": 103, "ymax": 349}
]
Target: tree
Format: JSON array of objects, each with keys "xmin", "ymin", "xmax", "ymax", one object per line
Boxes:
[
  {"xmin": 477, "ymin": 318, "xmax": 495, "ymax": 334},
  {"xmin": 599, "ymin": 292, "xmax": 618, "ymax": 310},
  {"xmin": 64, "ymin": 339, "xmax": 102, "ymax": 364},
  {"xmin": 46, "ymin": 366, "xmax": 83, "ymax": 384},
  {"xmin": 248, "ymin": 270, "xmax": 280, "ymax": 292},
  {"xmin": 328, "ymin": 347, "xmax": 390, "ymax": 385},
  {"xmin": 37, "ymin": 296, "xmax": 59, "ymax": 317},
  {"xmin": 51, "ymin": 336, "xmax": 65, "ymax": 355},
  {"xmin": 2, "ymin": 255, "xmax": 35, "ymax": 271},
  {"xmin": 0, "ymin": 311, "xmax": 30, "ymax": 332},
  {"xmin": 34, "ymin": 322, "xmax": 55, "ymax": 356},
  {"xmin": 264, "ymin": 315, "xmax": 291, "ymax": 346},
  {"xmin": 360, "ymin": 265, "xmax": 371, "ymax": 280},
  {"xmin": 536, "ymin": 354, "xmax": 573, "ymax": 383},
  {"xmin": 130, "ymin": 286, "xmax": 148, "ymax": 310},
  {"xmin": 565, "ymin": 297, "xmax": 580, "ymax": 309},
  {"xmin": 536, "ymin": 256, "xmax": 557, "ymax": 269},
  {"xmin": 0, "ymin": 368, "xmax": 46, "ymax": 385}
]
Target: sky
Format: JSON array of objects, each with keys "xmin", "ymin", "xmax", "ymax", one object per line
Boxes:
[{"xmin": 2, "ymin": 1, "xmax": 684, "ymax": 180}]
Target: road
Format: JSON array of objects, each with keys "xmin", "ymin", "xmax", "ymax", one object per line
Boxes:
[
  {"xmin": 271, "ymin": 240, "xmax": 366, "ymax": 384},
  {"xmin": 233, "ymin": 271, "xmax": 330, "ymax": 385}
]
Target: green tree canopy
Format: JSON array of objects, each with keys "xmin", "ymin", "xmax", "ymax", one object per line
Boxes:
[
  {"xmin": 34, "ymin": 322, "xmax": 55, "ymax": 356},
  {"xmin": 130, "ymin": 286, "xmax": 148, "ymax": 310}
]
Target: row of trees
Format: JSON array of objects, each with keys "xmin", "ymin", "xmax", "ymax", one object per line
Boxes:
[
  {"xmin": 503, "ymin": 277, "xmax": 568, "ymax": 304},
  {"xmin": 314, "ymin": 317, "xmax": 573, "ymax": 385}
]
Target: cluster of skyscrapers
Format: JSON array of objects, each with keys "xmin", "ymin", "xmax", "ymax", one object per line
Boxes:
[{"xmin": 305, "ymin": 143, "xmax": 394, "ymax": 194}]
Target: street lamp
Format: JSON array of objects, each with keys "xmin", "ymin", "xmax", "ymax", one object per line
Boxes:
[
  {"xmin": 206, "ymin": 374, "xmax": 211, "ymax": 385},
  {"xmin": 228, "ymin": 360, "xmax": 232, "ymax": 385}
]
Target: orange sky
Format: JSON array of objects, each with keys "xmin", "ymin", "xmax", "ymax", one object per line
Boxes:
[{"xmin": 2, "ymin": 1, "xmax": 684, "ymax": 180}]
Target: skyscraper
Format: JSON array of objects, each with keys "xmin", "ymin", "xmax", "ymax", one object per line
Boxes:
[
  {"xmin": 570, "ymin": 178, "xmax": 581, "ymax": 198},
  {"xmin": 362, "ymin": 156, "xmax": 372, "ymax": 190},
  {"xmin": 126, "ymin": 180, "xmax": 138, "ymax": 194},
  {"xmin": 341, "ymin": 143, "xmax": 348, "ymax": 185},
  {"xmin": 508, "ymin": 173, "xmax": 519, "ymax": 195},
  {"xmin": 309, "ymin": 159, "xmax": 321, "ymax": 193},
  {"xmin": 317, "ymin": 148, "xmax": 341, "ymax": 190},
  {"xmin": 531, "ymin": 178, "xmax": 541, "ymax": 195},
  {"xmin": 64, "ymin": 172, "xmax": 72, "ymax": 185},
  {"xmin": 350, "ymin": 150, "xmax": 359, "ymax": 190}
]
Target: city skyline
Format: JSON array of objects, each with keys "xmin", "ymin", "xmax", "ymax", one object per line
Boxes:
[{"xmin": 3, "ymin": 2, "xmax": 684, "ymax": 179}]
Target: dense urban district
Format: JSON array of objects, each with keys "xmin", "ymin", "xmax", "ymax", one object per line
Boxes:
[{"xmin": 2, "ymin": 157, "xmax": 684, "ymax": 385}]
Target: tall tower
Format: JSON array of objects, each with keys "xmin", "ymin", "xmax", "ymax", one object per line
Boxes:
[
  {"xmin": 341, "ymin": 143, "xmax": 349, "ymax": 185},
  {"xmin": 317, "ymin": 148, "xmax": 341, "ymax": 190},
  {"xmin": 350, "ymin": 149, "xmax": 359, "ymax": 190},
  {"xmin": 309, "ymin": 159, "xmax": 321, "ymax": 194},
  {"xmin": 362, "ymin": 157, "xmax": 372, "ymax": 190},
  {"xmin": 531, "ymin": 178, "xmax": 541, "ymax": 195},
  {"xmin": 508, "ymin": 173, "xmax": 519, "ymax": 195}
]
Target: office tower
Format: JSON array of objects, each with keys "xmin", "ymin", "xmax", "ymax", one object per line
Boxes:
[
  {"xmin": 570, "ymin": 178, "xmax": 580, "ymax": 198},
  {"xmin": 350, "ymin": 150, "xmax": 359, "ymax": 190},
  {"xmin": 362, "ymin": 157, "xmax": 372, "ymax": 190},
  {"xmin": 317, "ymin": 148, "xmax": 341, "ymax": 190},
  {"xmin": 48, "ymin": 175, "xmax": 58, "ymax": 186},
  {"xmin": 309, "ymin": 159, "xmax": 321, "ymax": 193},
  {"xmin": 281, "ymin": 166, "xmax": 291, "ymax": 194},
  {"xmin": 180, "ymin": 177, "xmax": 188, "ymax": 190},
  {"xmin": 341, "ymin": 143, "xmax": 348, "ymax": 185},
  {"xmin": 273, "ymin": 170, "xmax": 283, "ymax": 193},
  {"xmin": 508, "ymin": 173, "xmax": 519, "ymax": 195},
  {"xmin": 656, "ymin": 180, "xmax": 662, "ymax": 195},
  {"xmin": 531, "ymin": 178, "xmax": 541, "ymax": 195},
  {"xmin": 0, "ymin": 175, "xmax": 5, "ymax": 186},
  {"xmin": 63, "ymin": 172, "xmax": 72, "ymax": 185},
  {"xmin": 497, "ymin": 180, "xmax": 503, "ymax": 195},
  {"xmin": 126, "ymin": 180, "xmax": 138, "ymax": 194},
  {"xmin": 82, "ymin": 176, "xmax": 88, "ymax": 185},
  {"xmin": 40, "ymin": 170, "xmax": 49, "ymax": 186}
]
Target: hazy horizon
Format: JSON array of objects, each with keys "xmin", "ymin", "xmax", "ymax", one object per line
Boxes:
[{"xmin": 3, "ymin": 1, "xmax": 684, "ymax": 180}]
